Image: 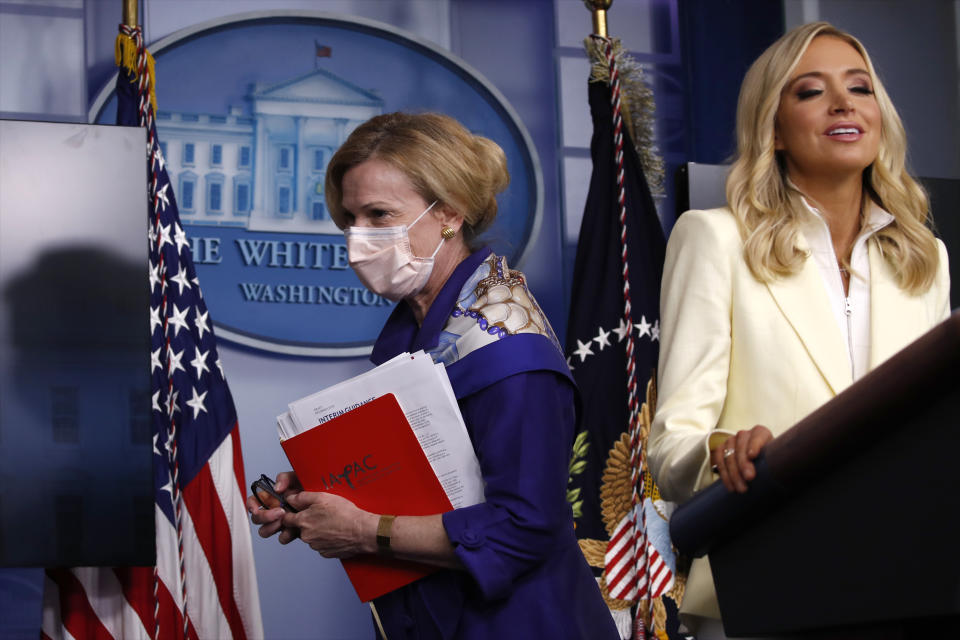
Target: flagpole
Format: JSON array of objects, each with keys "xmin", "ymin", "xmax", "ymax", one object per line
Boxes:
[
  {"xmin": 586, "ymin": 0, "xmax": 612, "ymax": 37},
  {"xmin": 122, "ymin": 0, "xmax": 137, "ymax": 27}
]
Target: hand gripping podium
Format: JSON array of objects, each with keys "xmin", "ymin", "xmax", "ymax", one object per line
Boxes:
[{"xmin": 669, "ymin": 312, "xmax": 960, "ymax": 638}]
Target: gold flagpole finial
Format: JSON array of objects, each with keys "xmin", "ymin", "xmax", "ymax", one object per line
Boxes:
[
  {"xmin": 122, "ymin": 0, "xmax": 138, "ymax": 27},
  {"xmin": 585, "ymin": 0, "xmax": 613, "ymax": 38}
]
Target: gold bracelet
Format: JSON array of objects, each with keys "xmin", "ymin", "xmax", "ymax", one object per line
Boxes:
[{"xmin": 376, "ymin": 514, "xmax": 396, "ymax": 555}]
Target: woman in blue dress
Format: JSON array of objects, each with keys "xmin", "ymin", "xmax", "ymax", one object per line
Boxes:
[{"xmin": 248, "ymin": 112, "xmax": 618, "ymax": 640}]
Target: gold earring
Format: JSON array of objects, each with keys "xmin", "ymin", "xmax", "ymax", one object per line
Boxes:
[{"xmin": 441, "ymin": 226, "xmax": 456, "ymax": 240}]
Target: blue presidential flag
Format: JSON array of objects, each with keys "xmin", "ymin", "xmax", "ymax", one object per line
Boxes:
[{"xmin": 565, "ymin": 37, "xmax": 685, "ymax": 640}]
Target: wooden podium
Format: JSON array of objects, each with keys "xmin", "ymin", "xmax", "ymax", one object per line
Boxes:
[{"xmin": 669, "ymin": 313, "xmax": 960, "ymax": 638}]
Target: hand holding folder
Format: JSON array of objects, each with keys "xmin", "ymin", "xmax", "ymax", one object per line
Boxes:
[
  {"xmin": 281, "ymin": 393, "xmax": 453, "ymax": 601},
  {"xmin": 275, "ymin": 352, "xmax": 484, "ymax": 602}
]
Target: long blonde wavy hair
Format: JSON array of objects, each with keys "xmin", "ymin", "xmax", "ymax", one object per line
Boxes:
[{"xmin": 725, "ymin": 21, "xmax": 940, "ymax": 293}]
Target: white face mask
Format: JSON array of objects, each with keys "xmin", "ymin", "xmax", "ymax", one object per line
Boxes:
[{"xmin": 344, "ymin": 201, "xmax": 445, "ymax": 302}]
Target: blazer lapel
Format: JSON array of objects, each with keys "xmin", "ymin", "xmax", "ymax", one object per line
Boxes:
[
  {"xmin": 764, "ymin": 240, "xmax": 852, "ymax": 395},
  {"xmin": 868, "ymin": 240, "xmax": 916, "ymax": 368}
]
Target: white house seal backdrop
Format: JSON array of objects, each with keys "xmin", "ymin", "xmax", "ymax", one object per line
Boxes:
[{"xmin": 91, "ymin": 11, "xmax": 543, "ymax": 356}]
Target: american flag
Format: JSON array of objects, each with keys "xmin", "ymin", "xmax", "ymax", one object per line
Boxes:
[{"xmin": 41, "ymin": 24, "xmax": 262, "ymax": 640}]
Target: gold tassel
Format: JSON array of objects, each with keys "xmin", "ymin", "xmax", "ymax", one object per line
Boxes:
[
  {"xmin": 584, "ymin": 36, "xmax": 664, "ymax": 197},
  {"xmin": 114, "ymin": 33, "xmax": 158, "ymax": 115},
  {"xmin": 114, "ymin": 34, "xmax": 136, "ymax": 75}
]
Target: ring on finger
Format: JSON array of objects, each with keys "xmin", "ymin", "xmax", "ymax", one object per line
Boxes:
[{"xmin": 723, "ymin": 448, "xmax": 735, "ymax": 459}]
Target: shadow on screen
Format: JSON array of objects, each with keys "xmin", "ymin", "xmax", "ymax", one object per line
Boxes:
[{"xmin": 0, "ymin": 246, "xmax": 154, "ymax": 567}]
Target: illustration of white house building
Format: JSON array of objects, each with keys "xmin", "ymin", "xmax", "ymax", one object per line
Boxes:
[{"xmin": 157, "ymin": 68, "xmax": 383, "ymax": 234}]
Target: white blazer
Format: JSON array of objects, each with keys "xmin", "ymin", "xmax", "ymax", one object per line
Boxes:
[{"xmin": 648, "ymin": 207, "xmax": 951, "ymax": 621}]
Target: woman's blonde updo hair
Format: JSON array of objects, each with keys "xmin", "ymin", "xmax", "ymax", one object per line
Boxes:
[
  {"xmin": 726, "ymin": 21, "xmax": 940, "ymax": 294},
  {"xmin": 325, "ymin": 112, "xmax": 509, "ymax": 242}
]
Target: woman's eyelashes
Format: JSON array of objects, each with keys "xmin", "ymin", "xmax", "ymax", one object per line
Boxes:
[
  {"xmin": 796, "ymin": 88, "xmax": 822, "ymax": 100},
  {"xmin": 353, "ymin": 208, "xmax": 391, "ymax": 224},
  {"xmin": 343, "ymin": 208, "xmax": 391, "ymax": 226},
  {"xmin": 793, "ymin": 84, "xmax": 874, "ymax": 100}
]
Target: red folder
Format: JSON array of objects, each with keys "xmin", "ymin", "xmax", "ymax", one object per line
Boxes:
[{"xmin": 280, "ymin": 393, "xmax": 453, "ymax": 601}]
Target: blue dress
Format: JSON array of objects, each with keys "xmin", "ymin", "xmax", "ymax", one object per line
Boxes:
[{"xmin": 370, "ymin": 248, "xmax": 619, "ymax": 639}]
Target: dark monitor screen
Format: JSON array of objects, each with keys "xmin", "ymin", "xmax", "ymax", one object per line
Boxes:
[{"xmin": 0, "ymin": 119, "xmax": 154, "ymax": 566}]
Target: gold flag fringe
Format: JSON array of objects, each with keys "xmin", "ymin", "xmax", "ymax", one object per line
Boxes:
[
  {"xmin": 585, "ymin": 37, "xmax": 664, "ymax": 197},
  {"xmin": 115, "ymin": 33, "xmax": 157, "ymax": 115}
]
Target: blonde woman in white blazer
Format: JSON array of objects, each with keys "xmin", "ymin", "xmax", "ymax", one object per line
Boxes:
[{"xmin": 648, "ymin": 22, "xmax": 951, "ymax": 639}]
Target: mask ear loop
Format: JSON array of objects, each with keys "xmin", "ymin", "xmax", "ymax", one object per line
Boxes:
[
  {"xmin": 408, "ymin": 200, "xmax": 446, "ymax": 259},
  {"xmin": 429, "ymin": 233, "xmax": 446, "ymax": 259},
  {"xmin": 407, "ymin": 200, "xmax": 438, "ymax": 230}
]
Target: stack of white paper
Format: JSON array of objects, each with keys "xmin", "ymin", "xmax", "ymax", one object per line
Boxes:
[{"xmin": 276, "ymin": 351, "xmax": 484, "ymax": 509}]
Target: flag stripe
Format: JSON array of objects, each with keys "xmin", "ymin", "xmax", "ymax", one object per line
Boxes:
[
  {"xmin": 650, "ymin": 570, "xmax": 669, "ymax": 597},
  {"xmin": 113, "ymin": 567, "xmax": 155, "ymax": 636},
  {"xmin": 183, "ymin": 459, "xmax": 248, "ymax": 640},
  {"xmin": 609, "ymin": 577, "xmax": 637, "ymax": 601},
  {"xmin": 605, "ymin": 556, "xmax": 634, "ymax": 591},
  {"xmin": 64, "ymin": 568, "xmax": 124, "ymax": 639},
  {"xmin": 604, "ymin": 540, "xmax": 632, "ymax": 577},
  {"xmin": 606, "ymin": 526, "xmax": 630, "ymax": 557},
  {"xmin": 179, "ymin": 473, "xmax": 237, "ymax": 640},
  {"xmin": 217, "ymin": 428, "xmax": 263, "ymax": 638},
  {"xmin": 230, "ymin": 425, "xmax": 247, "ymax": 500},
  {"xmin": 46, "ymin": 569, "xmax": 115, "ymax": 640},
  {"xmin": 157, "ymin": 501, "xmax": 219, "ymax": 640},
  {"xmin": 156, "ymin": 504, "xmax": 185, "ymax": 614},
  {"xmin": 155, "ymin": 509, "xmax": 202, "ymax": 640},
  {"xmin": 155, "ymin": 567, "xmax": 200, "ymax": 640},
  {"xmin": 70, "ymin": 568, "xmax": 139, "ymax": 640}
]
